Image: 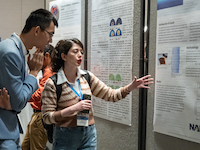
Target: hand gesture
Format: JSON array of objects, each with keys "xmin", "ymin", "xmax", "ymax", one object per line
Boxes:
[
  {"xmin": 61, "ymin": 100, "xmax": 92, "ymax": 117},
  {"xmin": 73, "ymin": 100, "xmax": 92, "ymax": 112},
  {"xmin": 28, "ymin": 48, "xmax": 44, "ymax": 77},
  {"xmin": 128, "ymin": 75, "xmax": 154, "ymax": 91},
  {"xmin": 0, "ymin": 88, "xmax": 11, "ymax": 110}
]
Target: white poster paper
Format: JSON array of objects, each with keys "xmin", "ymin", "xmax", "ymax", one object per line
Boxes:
[
  {"xmin": 154, "ymin": 0, "xmax": 200, "ymax": 143},
  {"xmin": 91, "ymin": 0, "xmax": 134, "ymax": 126},
  {"xmin": 49, "ymin": 0, "xmax": 81, "ymax": 46}
]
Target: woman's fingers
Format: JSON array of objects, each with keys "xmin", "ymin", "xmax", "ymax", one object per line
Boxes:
[{"xmin": 81, "ymin": 100, "xmax": 92, "ymax": 110}]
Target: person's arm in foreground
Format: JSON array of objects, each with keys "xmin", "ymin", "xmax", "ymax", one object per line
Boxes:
[
  {"xmin": 0, "ymin": 49, "xmax": 43, "ymax": 112},
  {"xmin": 41, "ymin": 77, "xmax": 92, "ymax": 124},
  {"xmin": 29, "ymin": 67, "xmax": 53, "ymax": 104},
  {"xmin": 41, "ymin": 72, "xmax": 153, "ymax": 124},
  {"xmin": 89, "ymin": 72, "xmax": 153, "ymax": 102},
  {"xmin": 58, "ymin": 75, "xmax": 153, "ymax": 119},
  {"xmin": 125, "ymin": 75, "xmax": 153, "ymax": 91},
  {"xmin": 0, "ymin": 88, "xmax": 11, "ymax": 110}
]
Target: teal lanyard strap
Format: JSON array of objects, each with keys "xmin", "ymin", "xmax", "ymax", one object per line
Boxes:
[{"xmin": 67, "ymin": 79, "xmax": 83, "ymax": 100}]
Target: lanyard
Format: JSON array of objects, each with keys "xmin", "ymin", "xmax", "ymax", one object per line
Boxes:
[{"xmin": 67, "ymin": 79, "xmax": 83, "ymax": 100}]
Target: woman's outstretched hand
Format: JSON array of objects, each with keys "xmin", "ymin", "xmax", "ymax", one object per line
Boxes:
[
  {"xmin": 0, "ymin": 88, "xmax": 12, "ymax": 110},
  {"xmin": 128, "ymin": 75, "xmax": 154, "ymax": 91}
]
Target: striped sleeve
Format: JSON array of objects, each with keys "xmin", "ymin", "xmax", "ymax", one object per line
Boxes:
[
  {"xmin": 88, "ymin": 71, "xmax": 129, "ymax": 102},
  {"xmin": 41, "ymin": 78, "xmax": 57, "ymax": 124}
]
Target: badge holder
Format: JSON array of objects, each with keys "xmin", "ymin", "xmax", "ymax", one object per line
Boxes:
[{"xmin": 77, "ymin": 112, "xmax": 89, "ymax": 126}]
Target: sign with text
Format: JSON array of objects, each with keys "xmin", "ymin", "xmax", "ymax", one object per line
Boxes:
[{"xmin": 154, "ymin": 0, "xmax": 200, "ymax": 144}]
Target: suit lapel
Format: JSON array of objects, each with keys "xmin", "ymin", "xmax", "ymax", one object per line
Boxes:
[{"xmin": 10, "ymin": 34, "xmax": 26, "ymax": 80}]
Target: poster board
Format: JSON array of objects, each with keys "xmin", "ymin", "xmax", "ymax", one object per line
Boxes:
[
  {"xmin": 49, "ymin": 0, "xmax": 82, "ymax": 46},
  {"xmin": 154, "ymin": 0, "xmax": 200, "ymax": 143},
  {"xmin": 90, "ymin": 0, "xmax": 134, "ymax": 126}
]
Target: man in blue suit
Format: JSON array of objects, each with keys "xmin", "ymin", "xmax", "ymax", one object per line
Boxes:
[{"xmin": 0, "ymin": 9, "xmax": 58, "ymax": 149}]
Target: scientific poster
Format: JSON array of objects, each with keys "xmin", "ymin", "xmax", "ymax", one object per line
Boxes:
[
  {"xmin": 49, "ymin": 0, "xmax": 81, "ymax": 46},
  {"xmin": 154, "ymin": 0, "xmax": 200, "ymax": 143},
  {"xmin": 91, "ymin": 0, "xmax": 134, "ymax": 126}
]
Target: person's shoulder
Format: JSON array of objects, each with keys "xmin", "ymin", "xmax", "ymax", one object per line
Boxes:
[
  {"xmin": 0, "ymin": 38, "xmax": 14, "ymax": 49},
  {"xmin": 79, "ymin": 69, "xmax": 92, "ymax": 75},
  {"xmin": 42, "ymin": 77, "xmax": 57, "ymax": 93},
  {"xmin": 43, "ymin": 67, "xmax": 54, "ymax": 79},
  {"xmin": 0, "ymin": 38, "xmax": 22, "ymax": 60},
  {"xmin": 86, "ymin": 70, "xmax": 94, "ymax": 77},
  {"xmin": 46, "ymin": 77, "xmax": 56, "ymax": 87},
  {"xmin": 0, "ymin": 39, "xmax": 19, "ymax": 54}
]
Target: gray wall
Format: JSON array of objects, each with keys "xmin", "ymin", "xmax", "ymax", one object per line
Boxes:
[
  {"xmin": 0, "ymin": 0, "xmax": 44, "ymax": 40},
  {"xmin": 146, "ymin": 0, "xmax": 200, "ymax": 150}
]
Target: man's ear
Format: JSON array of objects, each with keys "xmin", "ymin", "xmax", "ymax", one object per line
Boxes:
[{"xmin": 34, "ymin": 26, "xmax": 41, "ymax": 36}]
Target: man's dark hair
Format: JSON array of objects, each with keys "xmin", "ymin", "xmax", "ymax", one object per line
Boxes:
[{"xmin": 22, "ymin": 9, "xmax": 58, "ymax": 33}]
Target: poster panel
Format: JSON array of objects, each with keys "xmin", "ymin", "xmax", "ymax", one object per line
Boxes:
[
  {"xmin": 49, "ymin": 0, "xmax": 81, "ymax": 46},
  {"xmin": 91, "ymin": 0, "xmax": 134, "ymax": 126},
  {"xmin": 154, "ymin": 0, "xmax": 200, "ymax": 143}
]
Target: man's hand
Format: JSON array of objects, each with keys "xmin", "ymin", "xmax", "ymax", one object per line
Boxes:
[
  {"xmin": 28, "ymin": 48, "xmax": 44, "ymax": 77},
  {"xmin": 0, "ymin": 88, "xmax": 11, "ymax": 110}
]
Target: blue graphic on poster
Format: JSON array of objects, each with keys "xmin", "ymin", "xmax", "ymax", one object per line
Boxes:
[
  {"xmin": 109, "ymin": 18, "xmax": 122, "ymax": 37},
  {"xmin": 110, "ymin": 19, "xmax": 115, "ymax": 26},
  {"xmin": 110, "ymin": 29, "xmax": 115, "ymax": 37},
  {"xmin": 51, "ymin": 4, "xmax": 59, "ymax": 20},
  {"xmin": 116, "ymin": 18, "xmax": 122, "ymax": 25},
  {"xmin": 116, "ymin": 29, "xmax": 122, "ymax": 36},
  {"xmin": 171, "ymin": 47, "xmax": 180, "ymax": 73},
  {"xmin": 157, "ymin": 0, "xmax": 183, "ymax": 10}
]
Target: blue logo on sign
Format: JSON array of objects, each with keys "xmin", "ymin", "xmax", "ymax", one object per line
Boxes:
[{"xmin": 189, "ymin": 124, "xmax": 200, "ymax": 132}]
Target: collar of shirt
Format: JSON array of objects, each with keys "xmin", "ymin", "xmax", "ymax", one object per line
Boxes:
[{"xmin": 57, "ymin": 67, "xmax": 87, "ymax": 85}]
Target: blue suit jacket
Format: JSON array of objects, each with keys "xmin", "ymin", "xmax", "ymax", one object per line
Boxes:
[{"xmin": 0, "ymin": 34, "xmax": 38, "ymax": 140}]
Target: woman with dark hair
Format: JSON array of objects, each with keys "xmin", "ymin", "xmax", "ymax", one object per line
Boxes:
[{"xmin": 41, "ymin": 38, "xmax": 153, "ymax": 150}]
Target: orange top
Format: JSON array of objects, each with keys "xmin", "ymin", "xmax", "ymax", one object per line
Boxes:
[{"xmin": 29, "ymin": 66, "xmax": 54, "ymax": 110}]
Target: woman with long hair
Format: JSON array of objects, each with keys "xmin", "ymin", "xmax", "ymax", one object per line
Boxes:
[{"xmin": 41, "ymin": 38, "xmax": 153, "ymax": 150}]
